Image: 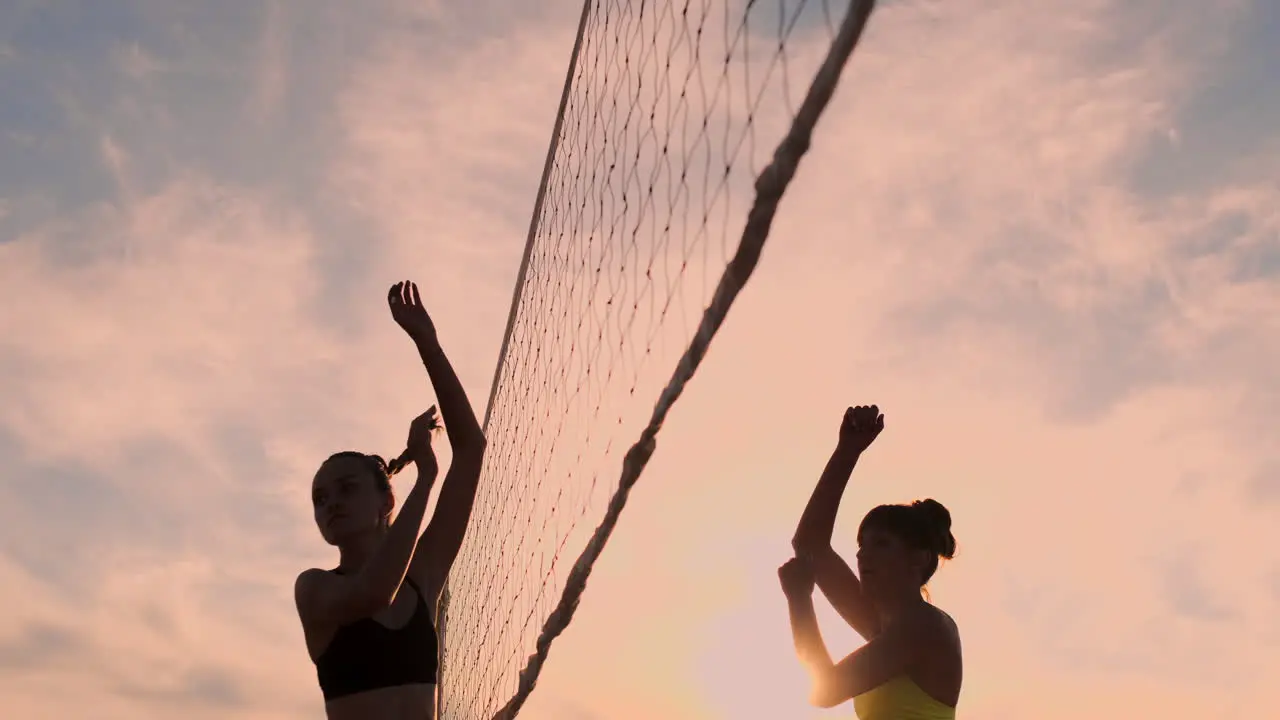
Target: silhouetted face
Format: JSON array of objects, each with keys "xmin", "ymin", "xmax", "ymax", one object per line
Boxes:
[
  {"xmin": 311, "ymin": 456, "xmax": 391, "ymax": 546},
  {"xmin": 856, "ymin": 524, "xmax": 928, "ymax": 601}
]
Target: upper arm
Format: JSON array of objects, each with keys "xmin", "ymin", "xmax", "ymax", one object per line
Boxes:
[
  {"xmin": 811, "ymin": 620, "xmax": 919, "ymax": 708},
  {"xmin": 294, "ymin": 568, "xmax": 387, "ymax": 631},
  {"xmin": 408, "ymin": 444, "xmax": 486, "ymax": 591},
  {"xmin": 807, "ymin": 546, "xmax": 881, "ymax": 640}
]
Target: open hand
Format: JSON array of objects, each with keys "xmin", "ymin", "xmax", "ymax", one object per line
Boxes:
[
  {"xmin": 389, "ymin": 280, "xmax": 438, "ymax": 347},
  {"xmin": 838, "ymin": 404, "xmax": 883, "ymax": 453},
  {"xmin": 778, "ymin": 556, "xmax": 816, "ymax": 598}
]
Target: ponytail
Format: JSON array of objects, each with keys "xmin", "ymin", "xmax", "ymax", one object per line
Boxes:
[{"xmin": 386, "ymin": 449, "xmax": 412, "ymax": 477}]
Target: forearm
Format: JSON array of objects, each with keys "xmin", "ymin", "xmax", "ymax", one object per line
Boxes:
[
  {"xmin": 793, "ymin": 443, "xmax": 860, "ymax": 551},
  {"xmin": 419, "ymin": 465, "xmax": 481, "ymax": 576},
  {"xmin": 361, "ymin": 471, "xmax": 435, "ymax": 602},
  {"xmin": 433, "ymin": 468, "xmax": 480, "ymax": 526},
  {"xmin": 787, "ymin": 595, "xmax": 835, "ymax": 673},
  {"xmin": 416, "ymin": 453, "xmax": 485, "ymax": 583},
  {"xmin": 809, "ymin": 549, "xmax": 878, "ymax": 639},
  {"xmin": 415, "ymin": 338, "xmax": 484, "ymax": 450}
]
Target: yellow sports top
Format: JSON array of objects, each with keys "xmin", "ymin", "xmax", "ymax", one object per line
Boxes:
[{"xmin": 853, "ymin": 676, "xmax": 956, "ymax": 720}]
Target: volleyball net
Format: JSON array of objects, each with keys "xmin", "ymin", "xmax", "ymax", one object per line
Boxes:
[{"xmin": 438, "ymin": 2, "xmax": 878, "ymax": 717}]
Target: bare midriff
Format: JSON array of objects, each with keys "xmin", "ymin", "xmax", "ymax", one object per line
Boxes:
[{"xmin": 325, "ymin": 683, "xmax": 436, "ymax": 720}]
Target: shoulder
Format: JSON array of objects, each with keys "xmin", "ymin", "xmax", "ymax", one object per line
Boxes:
[
  {"xmin": 928, "ymin": 605, "xmax": 959, "ymax": 637},
  {"xmin": 892, "ymin": 603, "xmax": 955, "ymax": 644},
  {"xmin": 295, "ymin": 567, "xmax": 331, "ymax": 588},
  {"xmin": 294, "ymin": 568, "xmax": 337, "ymax": 607},
  {"xmin": 914, "ymin": 604, "xmax": 961, "ymax": 659}
]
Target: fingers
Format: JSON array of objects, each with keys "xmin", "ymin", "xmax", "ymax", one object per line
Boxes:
[
  {"xmin": 865, "ymin": 404, "xmax": 881, "ymax": 429},
  {"xmin": 413, "ymin": 405, "xmax": 439, "ymax": 428},
  {"xmin": 387, "ymin": 280, "xmax": 425, "ymax": 309},
  {"xmin": 778, "ymin": 557, "xmax": 816, "ymax": 593},
  {"xmin": 846, "ymin": 405, "xmax": 881, "ymax": 424},
  {"xmin": 409, "ymin": 407, "xmax": 442, "ymax": 444},
  {"xmin": 395, "ymin": 280, "xmax": 419, "ymax": 308}
]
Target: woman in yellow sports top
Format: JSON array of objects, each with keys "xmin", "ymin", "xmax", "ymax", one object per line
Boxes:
[{"xmin": 781, "ymin": 404, "xmax": 961, "ymax": 719}]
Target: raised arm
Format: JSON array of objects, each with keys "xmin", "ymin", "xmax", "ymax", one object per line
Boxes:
[
  {"xmin": 387, "ymin": 280, "xmax": 487, "ymax": 593},
  {"xmin": 793, "ymin": 436, "xmax": 857, "ymax": 551},
  {"xmin": 779, "ymin": 556, "xmax": 919, "ymax": 709},
  {"xmin": 791, "ymin": 405, "xmax": 884, "ymax": 638},
  {"xmin": 410, "ymin": 338, "xmax": 485, "ymax": 591}
]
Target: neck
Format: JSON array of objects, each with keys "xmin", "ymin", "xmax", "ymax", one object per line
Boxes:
[
  {"xmin": 875, "ymin": 587, "xmax": 925, "ymax": 624},
  {"xmin": 336, "ymin": 530, "xmax": 383, "ymax": 572}
]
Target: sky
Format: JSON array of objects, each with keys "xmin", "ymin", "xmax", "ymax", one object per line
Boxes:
[{"xmin": 1, "ymin": 0, "xmax": 1277, "ymax": 718}]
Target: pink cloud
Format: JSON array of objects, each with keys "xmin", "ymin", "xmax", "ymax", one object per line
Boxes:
[{"xmin": 0, "ymin": 0, "xmax": 1275, "ymax": 718}]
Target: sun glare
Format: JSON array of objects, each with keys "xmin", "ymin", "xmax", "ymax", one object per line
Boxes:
[{"xmin": 691, "ymin": 539, "xmax": 865, "ymax": 719}]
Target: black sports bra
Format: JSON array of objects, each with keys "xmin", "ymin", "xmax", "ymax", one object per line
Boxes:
[{"xmin": 314, "ymin": 572, "xmax": 439, "ymax": 701}]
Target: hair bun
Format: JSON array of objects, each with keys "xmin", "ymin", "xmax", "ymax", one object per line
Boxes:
[{"xmin": 912, "ymin": 498, "xmax": 956, "ymax": 560}]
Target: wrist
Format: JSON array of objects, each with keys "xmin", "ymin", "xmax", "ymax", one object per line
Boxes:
[
  {"xmin": 414, "ymin": 337, "xmax": 443, "ymax": 356},
  {"xmin": 785, "ymin": 588, "xmax": 815, "ymax": 605},
  {"xmin": 833, "ymin": 441, "xmax": 862, "ymax": 459}
]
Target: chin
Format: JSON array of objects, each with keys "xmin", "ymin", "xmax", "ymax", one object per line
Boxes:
[
  {"xmin": 324, "ymin": 521, "xmax": 374, "ymax": 546},
  {"xmin": 862, "ymin": 577, "xmax": 899, "ymax": 603},
  {"xmin": 319, "ymin": 522, "xmax": 353, "ymax": 546}
]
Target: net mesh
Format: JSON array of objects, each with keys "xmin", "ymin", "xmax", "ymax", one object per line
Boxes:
[{"xmin": 438, "ymin": 1, "xmax": 877, "ymax": 717}]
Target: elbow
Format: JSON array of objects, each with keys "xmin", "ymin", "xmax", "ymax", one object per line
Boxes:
[
  {"xmin": 792, "ymin": 535, "xmax": 829, "ymax": 556},
  {"xmin": 809, "ymin": 696, "xmax": 841, "ymax": 710},
  {"xmin": 805, "ymin": 670, "xmax": 847, "ymax": 709},
  {"xmin": 808, "ymin": 682, "xmax": 843, "ymax": 709}
]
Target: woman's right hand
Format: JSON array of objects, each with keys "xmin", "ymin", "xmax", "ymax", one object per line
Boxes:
[
  {"xmin": 778, "ymin": 557, "xmax": 816, "ymax": 600},
  {"xmin": 389, "ymin": 280, "xmax": 440, "ymax": 349},
  {"xmin": 407, "ymin": 406, "xmax": 441, "ymax": 479},
  {"xmin": 838, "ymin": 404, "xmax": 884, "ymax": 454}
]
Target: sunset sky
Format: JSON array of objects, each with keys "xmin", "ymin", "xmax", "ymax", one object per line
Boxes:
[{"xmin": 2, "ymin": 1, "xmax": 1278, "ymax": 718}]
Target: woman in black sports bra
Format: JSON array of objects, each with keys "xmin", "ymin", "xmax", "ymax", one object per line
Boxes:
[{"xmin": 294, "ymin": 281, "xmax": 487, "ymax": 720}]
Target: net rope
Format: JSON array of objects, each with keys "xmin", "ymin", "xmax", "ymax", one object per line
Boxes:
[{"xmin": 439, "ymin": 2, "xmax": 878, "ymax": 717}]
